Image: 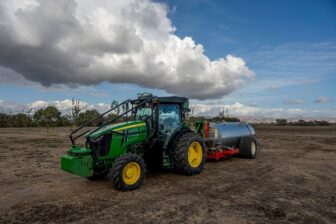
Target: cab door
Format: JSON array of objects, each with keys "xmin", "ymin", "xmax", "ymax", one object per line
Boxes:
[{"xmin": 158, "ymin": 104, "xmax": 182, "ymax": 148}]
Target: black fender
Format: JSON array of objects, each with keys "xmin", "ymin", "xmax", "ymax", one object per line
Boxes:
[
  {"xmin": 166, "ymin": 127, "xmax": 195, "ymax": 166},
  {"xmin": 167, "ymin": 127, "xmax": 194, "ymax": 151}
]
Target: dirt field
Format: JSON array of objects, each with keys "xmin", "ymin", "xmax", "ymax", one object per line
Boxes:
[{"xmin": 0, "ymin": 126, "xmax": 335, "ymax": 224}]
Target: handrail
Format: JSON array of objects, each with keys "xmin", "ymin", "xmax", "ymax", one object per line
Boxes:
[
  {"xmin": 70, "ymin": 97, "xmax": 154, "ymax": 145},
  {"xmin": 70, "ymin": 99, "xmax": 130, "ymax": 144},
  {"xmin": 86, "ymin": 97, "xmax": 153, "ymax": 138}
]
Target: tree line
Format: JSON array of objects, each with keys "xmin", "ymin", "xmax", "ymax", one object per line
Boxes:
[
  {"xmin": 0, "ymin": 101, "xmax": 333, "ymax": 127},
  {"xmin": 275, "ymin": 119, "xmax": 331, "ymax": 126},
  {"xmin": 0, "ymin": 106, "xmax": 104, "ymax": 128},
  {"xmin": 0, "ymin": 99, "xmax": 122, "ymax": 128}
]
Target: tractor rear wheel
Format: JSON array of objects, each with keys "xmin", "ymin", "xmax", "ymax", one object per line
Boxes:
[
  {"xmin": 109, "ymin": 154, "xmax": 146, "ymax": 191},
  {"xmin": 238, "ymin": 136, "xmax": 258, "ymax": 159},
  {"xmin": 172, "ymin": 132, "xmax": 206, "ymax": 175}
]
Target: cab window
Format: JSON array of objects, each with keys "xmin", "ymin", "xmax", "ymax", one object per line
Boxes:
[{"xmin": 158, "ymin": 104, "xmax": 181, "ymax": 135}]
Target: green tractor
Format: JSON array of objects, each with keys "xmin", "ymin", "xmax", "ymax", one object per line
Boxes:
[
  {"xmin": 61, "ymin": 93, "xmax": 206, "ymax": 191},
  {"xmin": 61, "ymin": 93, "xmax": 259, "ymax": 191}
]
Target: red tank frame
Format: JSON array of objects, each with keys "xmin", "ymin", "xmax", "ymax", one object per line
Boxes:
[
  {"xmin": 206, "ymin": 147, "xmax": 240, "ymax": 160},
  {"xmin": 201, "ymin": 121, "xmax": 240, "ymax": 160}
]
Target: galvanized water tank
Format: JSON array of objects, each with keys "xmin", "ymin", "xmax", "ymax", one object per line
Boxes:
[{"xmin": 208, "ymin": 122, "xmax": 256, "ymax": 147}]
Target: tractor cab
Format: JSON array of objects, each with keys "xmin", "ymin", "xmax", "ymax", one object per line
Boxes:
[
  {"xmin": 134, "ymin": 94, "xmax": 190, "ymax": 149},
  {"xmin": 156, "ymin": 96, "xmax": 189, "ymax": 142}
]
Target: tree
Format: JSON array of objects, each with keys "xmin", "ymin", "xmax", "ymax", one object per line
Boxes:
[
  {"xmin": 313, "ymin": 120, "xmax": 330, "ymax": 126},
  {"xmin": 216, "ymin": 110, "xmax": 226, "ymax": 121},
  {"xmin": 224, "ymin": 117, "xmax": 240, "ymax": 122},
  {"xmin": 190, "ymin": 106, "xmax": 195, "ymax": 117},
  {"xmin": 60, "ymin": 115, "xmax": 71, "ymax": 127},
  {"xmin": 211, "ymin": 109, "xmax": 240, "ymax": 122},
  {"xmin": 276, "ymin": 119, "xmax": 288, "ymax": 126},
  {"xmin": 77, "ymin": 109, "xmax": 102, "ymax": 126},
  {"xmin": 121, "ymin": 102, "xmax": 129, "ymax": 118},
  {"xmin": 0, "ymin": 113, "xmax": 11, "ymax": 127},
  {"xmin": 11, "ymin": 113, "xmax": 32, "ymax": 127},
  {"xmin": 69, "ymin": 98, "xmax": 81, "ymax": 127},
  {"xmin": 111, "ymin": 100, "xmax": 120, "ymax": 115},
  {"xmin": 106, "ymin": 113, "xmax": 119, "ymax": 123},
  {"xmin": 33, "ymin": 106, "xmax": 61, "ymax": 127},
  {"xmin": 188, "ymin": 116, "xmax": 207, "ymax": 126}
]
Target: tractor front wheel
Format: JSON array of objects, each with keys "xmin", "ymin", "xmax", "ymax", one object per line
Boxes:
[
  {"xmin": 172, "ymin": 132, "xmax": 206, "ymax": 175},
  {"xmin": 109, "ymin": 154, "xmax": 146, "ymax": 191}
]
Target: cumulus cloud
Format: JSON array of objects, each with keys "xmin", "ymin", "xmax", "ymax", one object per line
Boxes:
[
  {"xmin": 0, "ymin": 99, "xmax": 110, "ymax": 114},
  {"xmin": 28, "ymin": 99, "xmax": 111, "ymax": 114},
  {"xmin": 192, "ymin": 102, "xmax": 302, "ymax": 118},
  {"xmin": 191, "ymin": 102, "xmax": 336, "ymax": 119},
  {"xmin": 314, "ymin": 96, "xmax": 330, "ymax": 104},
  {"xmin": 0, "ymin": 100, "xmax": 28, "ymax": 114},
  {"xmin": 0, "ymin": 0, "xmax": 253, "ymax": 100}
]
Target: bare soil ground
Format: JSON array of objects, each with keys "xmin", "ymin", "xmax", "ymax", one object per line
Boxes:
[{"xmin": 0, "ymin": 126, "xmax": 335, "ymax": 224}]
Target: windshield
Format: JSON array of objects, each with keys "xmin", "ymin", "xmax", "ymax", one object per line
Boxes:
[
  {"xmin": 135, "ymin": 107, "xmax": 152, "ymax": 121},
  {"xmin": 158, "ymin": 104, "xmax": 181, "ymax": 132},
  {"xmin": 158, "ymin": 104, "xmax": 181, "ymax": 148}
]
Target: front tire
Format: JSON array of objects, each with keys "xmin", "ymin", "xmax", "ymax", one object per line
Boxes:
[
  {"xmin": 172, "ymin": 132, "xmax": 206, "ymax": 175},
  {"xmin": 109, "ymin": 154, "xmax": 146, "ymax": 191}
]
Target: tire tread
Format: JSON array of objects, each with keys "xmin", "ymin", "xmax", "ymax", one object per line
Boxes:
[
  {"xmin": 172, "ymin": 131, "xmax": 206, "ymax": 175},
  {"xmin": 108, "ymin": 154, "xmax": 146, "ymax": 191}
]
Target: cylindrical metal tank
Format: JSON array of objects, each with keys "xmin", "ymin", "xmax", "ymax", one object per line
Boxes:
[{"xmin": 207, "ymin": 122, "xmax": 256, "ymax": 147}]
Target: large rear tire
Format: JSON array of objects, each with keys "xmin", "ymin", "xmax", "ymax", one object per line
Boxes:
[
  {"xmin": 109, "ymin": 154, "xmax": 146, "ymax": 191},
  {"xmin": 239, "ymin": 136, "xmax": 258, "ymax": 159},
  {"xmin": 172, "ymin": 132, "xmax": 206, "ymax": 175}
]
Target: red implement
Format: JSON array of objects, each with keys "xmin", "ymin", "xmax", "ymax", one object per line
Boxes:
[{"xmin": 207, "ymin": 147, "xmax": 240, "ymax": 160}]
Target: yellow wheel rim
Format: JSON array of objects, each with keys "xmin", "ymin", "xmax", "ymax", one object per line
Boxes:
[
  {"xmin": 122, "ymin": 162, "xmax": 141, "ymax": 185},
  {"xmin": 188, "ymin": 141, "xmax": 203, "ymax": 168}
]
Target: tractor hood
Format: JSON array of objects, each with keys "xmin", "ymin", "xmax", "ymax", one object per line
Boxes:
[{"xmin": 86, "ymin": 121, "xmax": 146, "ymax": 139}]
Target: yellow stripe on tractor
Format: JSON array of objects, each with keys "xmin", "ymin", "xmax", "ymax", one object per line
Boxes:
[{"xmin": 114, "ymin": 123, "xmax": 146, "ymax": 132}]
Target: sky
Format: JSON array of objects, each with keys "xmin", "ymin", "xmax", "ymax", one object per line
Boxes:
[{"xmin": 0, "ymin": 0, "xmax": 335, "ymax": 119}]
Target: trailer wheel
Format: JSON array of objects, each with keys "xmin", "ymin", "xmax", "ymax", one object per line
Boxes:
[
  {"xmin": 109, "ymin": 154, "xmax": 146, "ymax": 191},
  {"xmin": 172, "ymin": 132, "xmax": 206, "ymax": 175},
  {"xmin": 239, "ymin": 136, "xmax": 258, "ymax": 159}
]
